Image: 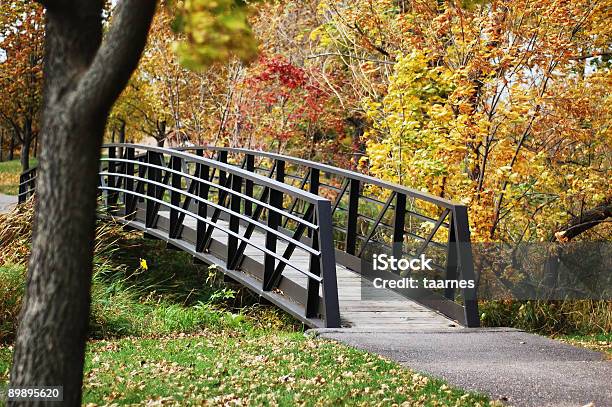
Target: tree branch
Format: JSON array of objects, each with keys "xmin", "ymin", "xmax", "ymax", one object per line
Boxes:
[
  {"xmin": 554, "ymin": 197, "xmax": 612, "ymax": 241},
  {"xmin": 75, "ymin": 0, "xmax": 157, "ymax": 120}
]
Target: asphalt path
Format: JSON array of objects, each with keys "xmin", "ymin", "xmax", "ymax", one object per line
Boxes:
[
  {"xmin": 314, "ymin": 327, "xmax": 611, "ymax": 407},
  {"xmin": 0, "ymin": 193, "xmax": 17, "ymax": 213}
]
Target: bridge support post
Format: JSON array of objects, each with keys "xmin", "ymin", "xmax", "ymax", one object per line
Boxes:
[
  {"xmin": 244, "ymin": 154, "xmax": 254, "ymax": 216},
  {"xmin": 316, "ymin": 201, "xmax": 341, "ymax": 328},
  {"xmin": 392, "ymin": 193, "xmax": 407, "ymax": 260},
  {"xmin": 106, "ymin": 146, "xmax": 118, "ymax": 213},
  {"xmin": 195, "ymin": 150, "xmax": 210, "ymax": 253},
  {"xmin": 453, "ymin": 206, "xmax": 480, "ymax": 327},
  {"xmin": 345, "ymin": 179, "xmax": 360, "ymax": 255},
  {"xmin": 263, "ymin": 189, "xmax": 282, "ymax": 291},
  {"xmin": 169, "ymin": 156, "xmax": 182, "ymax": 239},
  {"xmin": 124, "ymin": 147, "xmax": 136, "ymax": 219},
  {"xmin": 145, "ymin": 151, "xmax": 163, "ymax": 229},
  {"xmin": 227, "ymin": 174, "xmax": 242, "ymax": 269},
  {"xmin": 307, "ymin": 169, "xmax": 319, "ymax": 238}
]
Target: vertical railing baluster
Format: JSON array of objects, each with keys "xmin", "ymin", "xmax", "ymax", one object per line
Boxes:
[
  {"xmin": 196, "ymin": 150, "xmax": 210, "ymax": 253},
  {"xmin": 107, "ymin": 146, "xmax": 117, "ymax": 213},
  {"xmin": 263, "ymin": 189, "xmax": 282, "ymax": 290},
  {"xmin": 244, "ymin": 154, "xmax": 254, "ymax": 216},
  {"xmin": 227, "ymin": 174, "xmax": 242, "ymax": 268},
  {"xmin": 217, "ymin": 150, "xmax": 228, "ymax": 206},
  {"xmin": 345, "ymin": 178, "xmax": 360, "ymax": 255},
  {"xmin": 392, "ymin": 193, "xmax": 406, "ymax": 260},
  {"xmin": 275, "ymin": 159, "xmax": 285, "ymax": 183},
  {"xmin": 308, "ymin": 168, "xmax": 319, "ymax": 238},
  {"xmin": 145, "ymin": 151, "xmax": 162, "ymax": 228},
  {"xmin": 169, "ymin": 156, "xmax": 182, "ymax": 239},
  {"xmin": 124, "ymin": 146, "xmax": 135, "ymax": 219}
]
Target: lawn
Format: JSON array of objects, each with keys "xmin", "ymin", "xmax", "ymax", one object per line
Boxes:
[
  {"xmin": 556, "ymin": 333, "xmax": 612, "ymax": 358},
  {"xmin": 0, "ymin": 158, "xmax": 37, "ymax": 195},
  {"xmin": 0, "ymin": 203, "xmax": 495, "ymax": 406}
]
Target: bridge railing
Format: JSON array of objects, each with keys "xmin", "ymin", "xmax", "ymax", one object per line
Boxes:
[
  {"xmin": 18, "ymin": 144, "xmax": 341, "ymax": 328},
  {"xmin": 178, "ymin": 146, "xmax": 479, "ymax": 327}
]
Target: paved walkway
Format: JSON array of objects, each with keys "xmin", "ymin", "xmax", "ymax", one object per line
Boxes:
[
  {"xmin": 313, "ymin": 327, "xmax": 611, "ymax": 407},
  {"xmin": 0, "ymin": 193, "xmax": 17, "ymax": 213}
]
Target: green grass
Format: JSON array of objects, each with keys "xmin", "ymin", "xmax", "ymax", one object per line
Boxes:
[
  {"xmin": 0, "ymin": 158, "xmax": 38, "ymax": 195},
  {"xmin": 0, "ymin": 331, "xmax": 493, "ymax": 406},
  {"xmin": 555, "ymin": 333, "xmax": 612, "ymax": 357},
  {"xmin": 0, "ymin": 204, "xmax": 495, "ymax": 406}
]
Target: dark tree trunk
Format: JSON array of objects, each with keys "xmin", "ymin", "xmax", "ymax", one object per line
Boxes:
[
  {"xmin": 20, "ymin": 119, "xmax": 33, "ymax": 171},
  {"xmin": 9, "ymin": 133, "xmax": 15, "ymax": 161},
  {"xmin": 119, "ymin": 120, "xmax": 126, "ymax": 144},
  {"xmin": 33, "ymin": 136, "xmax": 38, "ymax": 158},
  {"xmin": 20, "ymin": 137, "xmax": 31, "ymax": 171},
  {"xmin": 156, "ymin": 119, "xmax": 166, "ymax": 147},
  {"xmin": 9, "ymin": 1, "xmax": 156, "ymax": 405},
  {"xmin": 0, "ymin": 130, "xmax": 4, "ymax": 162},
  {"xmin": 118, "ymin": 119, "xmax": 126, "ymax": 157}
]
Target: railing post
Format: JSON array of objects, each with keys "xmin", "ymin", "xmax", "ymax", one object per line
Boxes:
[
  {"xmin": 195, "ymin": 150, "xmax": 210, "ymax": 253},
  {"xmin": 124, "ymin": 147, "xmax": 136, "ymax": 219},
  {"xmin": 227, "ymin": 173, "xmax": 242, "ymax": 268},
  {"xmin": 244, "ymin": 154, "xmax": 255, "ymax": 216},
  {"xmin": 392, "ymin": 193, "xmax": 406, "ymax": 260},
  {"xmin": 316, "ymin": 200, "xmax": 341, "ymax": 328},
  {"xmin": 345, "ymin": 178, "xmax": 360, "ymax": 255},
  {"xmin": 453, "ymin": 205, "xmax": 479, "ymax": 327},
  {"xmin": 18, "ymin": 173, "xmax": 27, "ymax": 204},
  {"xmin": 146, "ymin": 151, "xmax": 162, "ymax": 228},
  {"xmin": 275, "ymin": 158, "xmax": 285, "ymax": 183},
  {"xmin": 169, "ymin": 156, "xmax": 182, "ymax": 239},
  {"xmin": 217, "ymin": 150, "xmax": 228, "ymax": 206},
  {"xmin": 263, "ymin": 189, "xmax": 282, "ymax": 291},
  {"xmin": 444, "ymin": 215, "xmax": 457, "ymax": 300},
  {"xmin": 107, "ymin": 146, "xmax": 117, "ymax": 213},
  {"xmin": 308, "ymin": 168, "xmax": 319, "ymax": 238}
]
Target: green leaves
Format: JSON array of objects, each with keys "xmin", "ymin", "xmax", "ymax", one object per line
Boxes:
[{"xmin": 173, "ymin": 0, "xmax": 259, "ymax": 69}]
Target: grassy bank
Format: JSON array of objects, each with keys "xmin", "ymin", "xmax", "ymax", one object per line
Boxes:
[
  {"xmin": 0, "ymin": 203, "xmax": 494, "ymax": 406},
  {"xmin": 0, "ymin": 158, "xmax": 38, "ymax": 195},
  {"xmin": 480, "ymin": 299, "xmax": 612, "ymax": 336}
]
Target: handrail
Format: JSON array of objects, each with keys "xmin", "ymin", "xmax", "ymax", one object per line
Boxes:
[
  {"xmin": 178, "ymin": 145, "xmax": 479, "ymax": 327},
  {"xmin": 176, "ymin": 146, "xmax": 460, "ymax": 208},
  {"xmin": 19, "ymin": 144, "xmax": 342, "ymax": 328}
]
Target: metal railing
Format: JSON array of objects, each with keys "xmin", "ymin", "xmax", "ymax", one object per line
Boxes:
[
  {"xmin": 177, "ymin": 146, "xmax": 479, "ymax": 327},
  {"xmin": 19, "ymin": 144, "xmax": 341, "ymax": 328},
  {"xmin": 19, "ymin": 143, "xmax": 479, "ymax": 327}
]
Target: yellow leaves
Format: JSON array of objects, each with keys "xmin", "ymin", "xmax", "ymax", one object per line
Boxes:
[
  {"xmin": 139, "ymin": 258, "xmax": 148, "ymax": 271},
  {"xmin": 173, "ymin": 0, "xmax": 259, "ymax": 69}
]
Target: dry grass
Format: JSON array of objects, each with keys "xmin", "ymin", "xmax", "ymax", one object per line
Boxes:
[{"xmin": 0, "ymin": 199, "xmax": 34, "ymax": 265}]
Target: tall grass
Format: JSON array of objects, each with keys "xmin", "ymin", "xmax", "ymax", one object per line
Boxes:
[
  {"xmin": 480, "ymin": 299, "xmax": 612, "ymax": 335},
  {"xmin": 0, "ymin": 201, "xmax": 300, "ymax": 344}
]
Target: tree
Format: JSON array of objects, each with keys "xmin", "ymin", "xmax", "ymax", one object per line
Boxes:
[
  {"xmin": 0, "ymin": 1, "xmax": 44, "ymax": 170},
  {"xmin": 314, "ymin": 0, "xmax": 611, "ymax": 243},
  {"xmin": 9, "ymin": 0, "xmax": 258, "ymax": 405}
]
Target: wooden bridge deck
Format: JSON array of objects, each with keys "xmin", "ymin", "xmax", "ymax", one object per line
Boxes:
[{"xmin": 133, "ymin": 209, "xmax": 456, "ymax": 330}]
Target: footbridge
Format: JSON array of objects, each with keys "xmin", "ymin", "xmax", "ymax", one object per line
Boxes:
[{"xmin": 19, "ymin": 144, "xmax": 479, "ymax": 329}]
